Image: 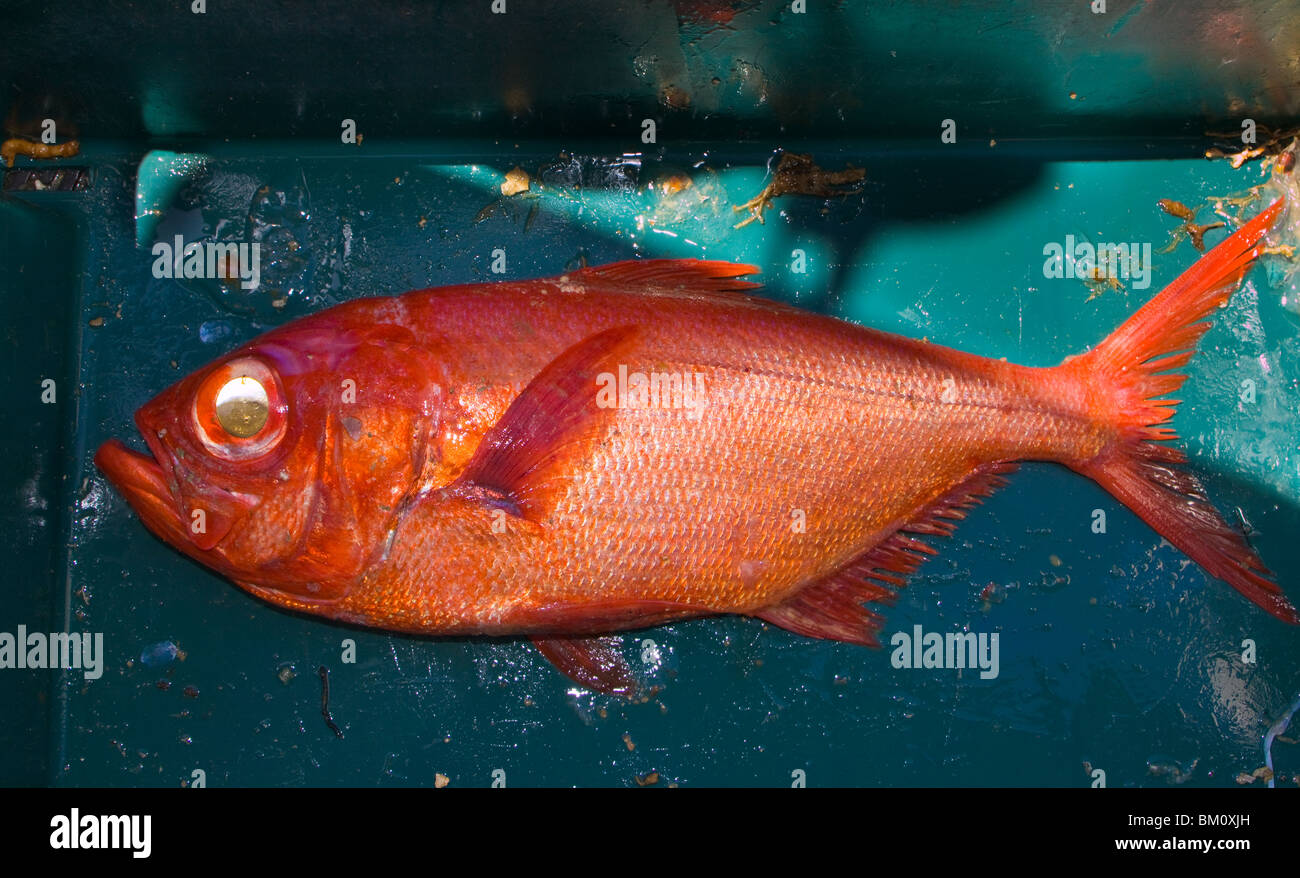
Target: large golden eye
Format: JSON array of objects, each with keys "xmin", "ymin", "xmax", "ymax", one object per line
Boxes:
[
  {"xmin": 215, "ymin": 376, "xmax": 269, "ymax": 438},
  {"xmin": 193, "ymin": 357, "xmax": 288, "ymax": 460}
]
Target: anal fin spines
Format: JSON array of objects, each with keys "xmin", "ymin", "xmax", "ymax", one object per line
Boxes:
[{"xmin": 755, "ymin": 462, "xmax": 1018, "ymax": 645}]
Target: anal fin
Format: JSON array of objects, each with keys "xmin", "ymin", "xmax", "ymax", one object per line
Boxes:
[{"xmin": 756, "ymin": 462, "xmax": 1018, "ymax": 646}]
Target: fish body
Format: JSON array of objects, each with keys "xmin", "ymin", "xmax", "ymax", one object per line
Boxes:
[{"xmin": 96, "ymin": 199, "xmax": 1295, "ymax": 693}]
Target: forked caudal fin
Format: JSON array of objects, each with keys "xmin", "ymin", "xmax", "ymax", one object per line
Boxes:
[
  {"xmin": 753, "ymin": 200, "xmax": 1293, "ymax": 650},
  {"xmin": 1064, "ymin": 197, "xmax": 1297, "ymax": 624}
]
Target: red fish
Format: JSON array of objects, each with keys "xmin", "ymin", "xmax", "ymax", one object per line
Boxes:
[{"xmin": 96, "ymin": 198, "xmax": 1295, "ymax": 695}]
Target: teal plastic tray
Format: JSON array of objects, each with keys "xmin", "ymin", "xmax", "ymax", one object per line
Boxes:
[{"xmin": 3, "ymin": 0, "xmax": 1298, "ymax": 787}]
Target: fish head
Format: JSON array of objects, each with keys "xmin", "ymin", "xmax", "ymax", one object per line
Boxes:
[{"xmin": 95, "ymin": 306, "xmax": 443, "ymax": 599}]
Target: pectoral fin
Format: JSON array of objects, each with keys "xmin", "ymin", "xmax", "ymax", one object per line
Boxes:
[{"xmin": 451, "ymin": 325, "xmax": 638, "ymax": 522}]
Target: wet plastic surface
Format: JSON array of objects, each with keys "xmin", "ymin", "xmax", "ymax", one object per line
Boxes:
[
  {"xmin": 2, "ymin": 138, "xmax": 1296, "ymax": 788},
  {"xmin": 3, "ymin": 0, "xmax": 1300, "ymax": 788}
]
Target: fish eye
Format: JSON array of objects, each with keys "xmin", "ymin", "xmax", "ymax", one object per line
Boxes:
[
  {"xmin": 215, "ymin": 376, "xmax": 269, "ymax": 438},
  {"xmin": 193, "ymin": 357, "xmax": 288, "ymax": 460}
]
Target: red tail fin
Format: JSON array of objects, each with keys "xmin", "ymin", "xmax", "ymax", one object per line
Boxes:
[{"xmin": 1067, "ymin": 198, "xmax": 1296, "ymax": 623}]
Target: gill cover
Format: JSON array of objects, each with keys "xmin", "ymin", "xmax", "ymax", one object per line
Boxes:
[{"xmin": 196, "ymin": 320, "xmax": 444, "ymax": 600}]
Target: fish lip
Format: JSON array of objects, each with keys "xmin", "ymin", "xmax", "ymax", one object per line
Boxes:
[{"xmin": 93, "ymin": 436, "xmax": 185, "ymax": 542}]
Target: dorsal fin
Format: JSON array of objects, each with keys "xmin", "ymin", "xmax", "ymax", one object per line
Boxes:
[
  {"xmin": 450, "ymin": 325, "xmax": 638, "ymax": 522},
  {"xmin": 756, "ymin": 462, "xmax": 1018, "ymax": 646},
  {"xmin": 559, "ymin": 258, "xmax": 761, "ymax": 294}
]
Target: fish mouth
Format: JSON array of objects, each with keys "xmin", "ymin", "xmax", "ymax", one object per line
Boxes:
[{"xmin": 93, "ymin": 437, "xmax": 188, "ymax": 545}]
